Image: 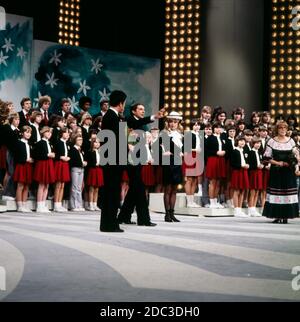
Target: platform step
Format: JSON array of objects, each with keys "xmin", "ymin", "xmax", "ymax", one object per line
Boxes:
[{"xmin": 150, "ymin": 193, "xmax": 234, "ymax": 217}]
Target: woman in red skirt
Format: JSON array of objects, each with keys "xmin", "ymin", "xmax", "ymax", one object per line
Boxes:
[
  {"xmin": 206, "ymin": 122, "xmax": 227, "ymax": 209},
  {"xmin": 54, "ymin": 128, "xmax": 71, "ymax": 212},
  {"xmin": 230, "ymin": 136, "xmax": 250, "ymax": 217},
  {"xmin": 33, "ymin": 127, "xmax": 56, "ymax": 213},
  {"xmin": 86, "ymin": 138, "xmax": 103, "ymax": 211},
  {"xmin": 248, "ymin": 138, "xmax": 264, "ymax": 217},
  {"xmin": 13, "ymin": 126, "xmax": 34, "ymax": 213}
]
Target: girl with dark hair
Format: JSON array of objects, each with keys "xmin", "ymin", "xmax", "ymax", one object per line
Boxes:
[
  {"xmin": 249, "ymin": 112, "xmax": 261, "ymax": 131},
  {"xmin": 230, "ymin": 136, "xmax": 250, "ymax": 217},
  {"xmin": 248, "ymin": 138, "xmax": 264, "ymax": 217},
  {"xmin": 53, "ymin": 128, "xmax": 71, "ymax": 212},
  {"xmin": 86, "ymin": 138, "xmax": 103, "ymax": 211},
  {"xmin": 205, "ymin": 122, "xmax": 227, "ymax": 209},
  {"xmin": 14, "ymin": 126, "xmax": 34, "ymax": 213},
  {"xmin": 33, "ymin": 127, "xmax": 56, "ymax": 213}
]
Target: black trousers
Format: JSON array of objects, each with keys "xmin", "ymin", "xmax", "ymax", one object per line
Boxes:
[
  {"xmin": 118, "ymin": 165, "xmax": 151, "ymax": 225},
  {"xmin": 100, "ymin": 165, "xmax": 122, "ymax": 231}
]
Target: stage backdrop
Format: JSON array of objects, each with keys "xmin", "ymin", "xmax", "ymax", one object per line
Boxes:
[
  {"xmin": 31, "ymin": 40, "xmax": 161, "ymax": 117},
  {"xmin": 0, "ymin": 14, "xmax": 33, "ymax": 109}
]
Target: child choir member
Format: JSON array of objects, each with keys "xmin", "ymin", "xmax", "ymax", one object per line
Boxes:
[
  {"xmin": 230, "ymin": 136, "xmax": 250, "ymax": 217},
  {"xmin": 53, "ymin": 128, "xmax": 71, "ymax": 212},
  {"xmin": 13, "ymin": 126, "xmax": 34, "ymax": 213},
  {"xmin": 86, "ymin": 138, "xmax": 103, "ymax": 211},
  {"xmin": 33, "ymin": 127, "xmax": 56, "ymax": 213},
  {"xmin": 248, "ymin": 137, "xmax": 264, "ymax": 217},
  {"xmin": 29, "ymin": 111, "xmax": 42, "ymax": 145},
  {"xmin": 69, "ymin": 135, "xmax": 87, "ymax": 212},
  {"xmin": 205, "ymin": 122, "xmax": 227, "ymax": 209},
  {"xmin": 183, "ymin": 119, "xmax": 202, "ymax": 208}
]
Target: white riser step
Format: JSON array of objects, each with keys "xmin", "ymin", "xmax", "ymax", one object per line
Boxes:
[{"xmin": 150, "ymin": 193, "xmax": 234, "ymax": 217}]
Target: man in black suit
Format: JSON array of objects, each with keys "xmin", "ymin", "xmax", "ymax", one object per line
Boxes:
[
  {"xmin": 93, "ymin": 98, "xmax": 109, "ymax": 120},
  {"xmin": 117, "ymin": 103, "xmax": 164, "ymax": 226},
  {"xmin": 100, "ymin": 90, "xmax": 127, "ymax": 233},
  {"xmin": 57, "ymin": 98, "xmax": 71, "ymax": 118},
  {"xmin": 18, "ymin": 97, "xmax": 32, "ymax": 130}
]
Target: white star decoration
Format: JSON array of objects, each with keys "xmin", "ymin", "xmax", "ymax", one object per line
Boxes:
[
  {"xmin": 16, "ymin": 47, "xmax": 27, "ymax": 60},
  {"xmin": 99, "ymin": 88, "xmax": 110, "ymax": 101},
  {"xmin": 68, "ymin": 96, "xmax": 80, "ymax": 114},
  {"xmin": 34, "ymin": 91, "xmax": 43, "ymax": 108},
  {"xmin": 0, "ymin": 50, "xmax": 9, "ymax": 66},
  {"xmin": 91, "ymin": 58, "xmax": 103, "ymax": 75},
  {"xmin": 2, "ymin": 38, "xmax": 15, "ymax": 53},
  {"xmin": 45, "ymin": 73, "xmax": 59, "ymax": 88},
  {"xmin": 49, "ymin": 50, "xmax": 62, "ymax": 66},
  {"xmin": 77, "ymin": 80, "xmax": 91, "ymax": 96}
]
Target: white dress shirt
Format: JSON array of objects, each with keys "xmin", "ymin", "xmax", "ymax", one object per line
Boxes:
[
  {"xmin": 42, "ymin": 138, "xmax": 51, "ymax": 154},
  {"xmin": 60, "ymin": 139, "xmax": 68, "ymax": 158},
  {"xmin": 236, "ymin": 147, "xmax": 246, "ymax": 167}
]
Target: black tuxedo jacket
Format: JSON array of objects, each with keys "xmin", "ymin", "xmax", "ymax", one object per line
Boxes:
[{"xmin": 18, "ymin": 110, "xmax": 31, "ymax": 129}]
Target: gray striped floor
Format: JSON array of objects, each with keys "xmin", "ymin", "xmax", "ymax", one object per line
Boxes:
[{"xmin": 0, "ymin": 212, "xmax": 300, "ymax": 302}]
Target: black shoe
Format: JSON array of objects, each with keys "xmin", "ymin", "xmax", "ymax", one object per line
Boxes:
[
  {"xmin": 169, "ymin": 210, "xmax": 180, "ymax": 223},
  {"xmin": 165, "ymin": 210, "xmax": 172, "ymax": 223},
  {"xmin": 282, "ymin": 219, "xmax": 288, "ymax": 224},
  {"xmin": 272, "ymin": 219, "xmax": 282, "ymax": 224},
  {"xmin": 100, "ymin": 228, "xmax": 124, "ymax": 233},
  {"xmin": 138, "ymin": 222, "xmax": 157, "ymax": 227}
]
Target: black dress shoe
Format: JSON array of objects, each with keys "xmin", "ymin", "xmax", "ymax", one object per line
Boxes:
[
  {"xmin": 138, "ymin": 222, "xmax": 157, "ymax": 227},
  {"xmin": 100, "ymin": 228, "xmax": 124, "ymax": 233},
  {"xmin": 272, "ymin": 219, "xmax": 282, "ymax": 224},
  {"xmin": 282, "ymin": 219, "xmax": 288, "ymax": 224},
  {"xmin": 165, "ymin": 210, "xmax": 173, "ymax": 222}
]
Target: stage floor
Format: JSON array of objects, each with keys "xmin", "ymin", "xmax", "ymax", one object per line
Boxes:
[{"xmin": 0, "ymin": 212, "xmax": 300, "ymax": 302}]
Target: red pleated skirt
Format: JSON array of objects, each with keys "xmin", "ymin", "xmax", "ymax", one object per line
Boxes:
[
  {"xmin": 122, "ymin": 169, "xmax": 129, "ymax": 182},
  {"xmin": 231, "ymin": 169, "xmax": 249, "ymax": 190},
  {"xmin": 13, "ymin": 163, "xmax": 33, "ymax": 184},
  {"xmin": 54, "ymin": 160, "xmax": 71, "ymax": 183},
  {"xmin": 262, "ymin": 169, "xmax": 270, "ymax": 190},
  {"xmin": 182, "ymin": 152, "xmax": 202, "ymax": 177},
  {"xmin": 0, "ymin": 146, "xmax": 7, "ymax": 170},
  {"xmin": 87, "ymin": 167, "xmax": 104, "ymax": 187},
  {"xmin": 249, "ymin": 169, "xmax": 263, "ymax": 190},
  {"xmin": 206, "ymin": 156, "xmax": 226, "ymax": 179},
  {"xmin": 141, "ymin": 164, "xmax": 155, "ymax": 186},
  {"xmin": 34, "ymin": 159, "xmax": 55, "ymax": 184},
  {"xmin": 153, "ymin": 165, "xmax": 163, "ymax": 185}
]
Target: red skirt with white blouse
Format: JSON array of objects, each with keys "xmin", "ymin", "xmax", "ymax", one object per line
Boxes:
[
  {"xmin": 231, "ymin": 169, "xmax": 249, "ymax": 190},
  {"xmin": 206, "ymin": 156, "xmax": 226, "ymax": 179},
  {"xmin": 249, "ymin": 169, "xmax": 263, "ymax": 190},
  {"xmin": 54, "ymin": 160, "xmax": 71, "ymax": 183},
  {"xmin": 87, "ymin": 167, "xmax": 104, "ymax": 187},
  {"xmin": 13, "ymin": 163, "xmax": 33, "ymax": 185},
  {"xmin": 34, "ymin": 159, "xmax": 56, "ymax": 184}
]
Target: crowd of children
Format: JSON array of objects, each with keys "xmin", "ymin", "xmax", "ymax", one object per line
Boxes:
[{"xmin": 1, "ymin": 96, "xmax": 300, "ymax": 220}]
